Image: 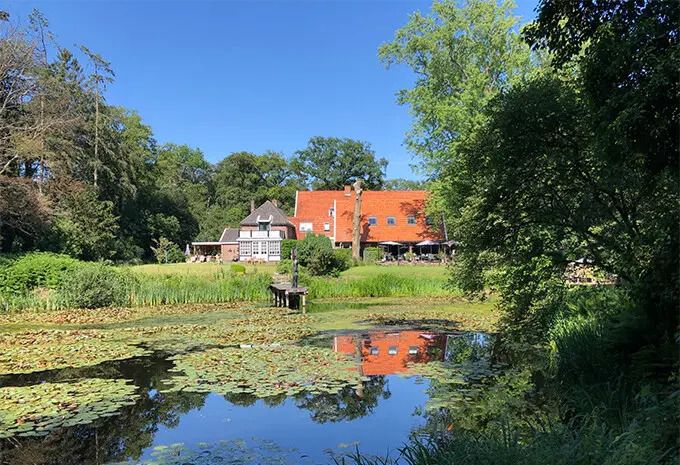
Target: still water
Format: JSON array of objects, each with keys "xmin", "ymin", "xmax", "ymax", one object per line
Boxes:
[{"xmin": 0, "ymin": 330, "xmax": 490, "ymax": 465}]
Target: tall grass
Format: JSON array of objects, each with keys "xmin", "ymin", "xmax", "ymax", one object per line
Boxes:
[
  {"xmin": 305, "ymin": 272, "xmax": 452, "ymax": 298},
  {"xmin": 130, "ymin": 272, "xmax": 271, "ymax": 306}
]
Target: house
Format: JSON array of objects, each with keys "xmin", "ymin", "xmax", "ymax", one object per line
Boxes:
[
  {"xmin": 191, "ymin": 187, "xmax": 443, "ymax": 262},
  {"xmin": 237, "ymin": 200, "xmax": 296, "ymax": 262},
  {"xmin": 291, "ymin": 186, "xmax": 443, "ymax": 255}
]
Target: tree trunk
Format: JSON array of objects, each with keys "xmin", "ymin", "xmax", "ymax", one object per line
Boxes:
[{"xmin": 352, "ymin": 179, "xmax": 363, "ymax": 261}]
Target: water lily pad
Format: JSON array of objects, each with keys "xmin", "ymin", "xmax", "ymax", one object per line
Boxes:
[
  {"xmin": 0, "ymin": 378, "xmax": 139, "ymax": 438},
  {"xmin": 165, "ymin": 345, "xmax": 362, "ymax": 398},
  {"xmin": 0, "ymin": 330, "xmax": 150, "ymax": 375}
]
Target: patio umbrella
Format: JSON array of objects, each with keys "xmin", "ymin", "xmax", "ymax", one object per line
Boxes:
[
  {"xmin": 378, "ymin": 241, "xmax": 403, "ymax": 259},
  {"xmin": 416, "ymin": 239, "xmax": 439, "ymax": 256}
]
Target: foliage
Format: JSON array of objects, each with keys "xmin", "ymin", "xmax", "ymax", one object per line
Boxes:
[
  {"xmin": 333, "ymin": 247, "xmax": 354, "ymax": 270},
  {"xmin": 281, "ymin": 239, "xmax": 297, "ymax": 261},
  {"xmin": 379, "ymin": 0, "xmax": 533, "ymax": 180},
  {"xmin": 0, "ymin": 379, "xmax": 138, "ymax": 438},
  {"xmin": 297, "ymin": 233, "xmax": 345, "ymax": 276},
  {"xmin": 362, "ymin": 247, "xmax": 382, "ymax": 263},
  {"xmin": 0, "ymin": 252, "xmax": 77, "ymax": 297},
  {"xmin": 305, "ymin": 272, "xmax": 449, "ymax": 299},
  {"xmin": 150, "ymin": 236, "xmax": 185, "ymax": 264},
  {"xmin": 291, "ymin": 136, "xmax": 387, "ymax": 190},
  {"xmin": 230, "ymin": 263, "xmax": 245, "ymax": 274},
  {"xmin": 59, "ymin": 263, "xmax": 136, "ymax": 308}
]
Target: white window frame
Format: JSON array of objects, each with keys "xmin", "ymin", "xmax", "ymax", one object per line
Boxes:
[{"xmin": 300, "ymin": 222, "xmax": 313, "ymax": 232}]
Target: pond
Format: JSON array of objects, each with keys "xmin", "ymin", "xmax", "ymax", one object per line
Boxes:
[{"xmin": 0, "ymin": 327, "xmax": 492, "ymax": 465}]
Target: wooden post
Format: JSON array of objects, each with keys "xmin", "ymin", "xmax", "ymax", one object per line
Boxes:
[
  {"xmin": 301, "ymin": 295, "xmax": 306, "ymax": 314},
  {"xmin": 352, "ymin": 179, "xmax": 363, "ymax": 261}
]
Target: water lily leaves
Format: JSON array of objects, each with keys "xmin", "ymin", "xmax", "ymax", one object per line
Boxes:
[
  {"xmin": 165, "ymin": 345, "xmax": 362, "ymax": 398},
  {"xmin": 0, "ymin": 330, "xmax": 149, "ymax": 375},
  {"xmin": 105, "ymin": 438, "xmax": 316, "ymax": 465},
  {"xmin": 0, "ymin": 378, "xmax": 138, "ymax": 438}
]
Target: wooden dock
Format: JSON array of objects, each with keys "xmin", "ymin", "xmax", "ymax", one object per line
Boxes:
[{"xmin": 269, "ymin": 283, "xmax": 308, "ymax": 312}]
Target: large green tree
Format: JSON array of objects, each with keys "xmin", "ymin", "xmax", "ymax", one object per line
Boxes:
[{"xmin": 291, "ymin": 136, "xmax": 387, "ymax": 190}]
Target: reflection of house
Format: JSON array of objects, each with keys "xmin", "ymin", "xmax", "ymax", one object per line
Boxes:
[
  {"xmin": 333, "ymin": 331, "xmax": 447, "ymax": 376},
  {"xmin": 292, "ymin": 187, "xmax": 443, "ymax": 253}
]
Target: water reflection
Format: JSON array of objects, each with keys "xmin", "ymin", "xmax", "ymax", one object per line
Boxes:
[
  {"xmin": 333, "ymin": 330, "xmax": 491, "ymax": 375},
  {"xmin": 0, "ymin": 329, "xmax": 490, "ymax": 465}
]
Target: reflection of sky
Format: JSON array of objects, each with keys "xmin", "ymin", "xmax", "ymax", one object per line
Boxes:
[{"xmin": 145, "ymin": 376, "xmax": 430, "ymax": 463}]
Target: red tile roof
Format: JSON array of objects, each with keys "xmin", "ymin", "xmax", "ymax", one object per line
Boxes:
[{"xmin": 293, "ymin": 189, "xmax": 442, "ymax": 243}]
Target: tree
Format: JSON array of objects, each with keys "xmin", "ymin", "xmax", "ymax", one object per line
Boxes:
[
  {"xmin": 291, "ymin": 137, "xmax": 387, "ymax": 190},
  {"xmin": 384, "ymin": 178, "xmax": 427, "ymax": 190},
  {"xmin": 379, "ymin": 0, "xmax": 534, "ymax": 204}
]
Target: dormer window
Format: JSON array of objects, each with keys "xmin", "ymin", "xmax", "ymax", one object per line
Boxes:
[
  {"xmin": 258, "ymin": 220, "xmax": 271, "ymax": 231},
  {"xmin": 368, "ymin": 216, "xmax": 377, "ymax": 225}
]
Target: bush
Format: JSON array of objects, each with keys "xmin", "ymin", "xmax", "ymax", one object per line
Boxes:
[
  {"xmin": 230, "ymin": 263, "xmax": 246, "ymax": 274},
  {"xmin": 333, "ymin": 248, "xmax": 354, "ymax": 270},
  {"xmin": 151, "ymin": 237, "xmax": 185, "ymax": 264},
  {"xmin": 281, "ymin": 239, "xmax": 298, "ymax": 261},
  {"xmin": 296, "ymin": 234, "xmax": 347, "ymax": 276},
  {"xmin": 362, "ymin": 247, "xmax": 382, "ymax": 263},
  {"xmin": 0, "ymin": 252, "xmax": 79, "ymax": 296},
  {"xmin": 59, "ymin": 263, "xmax": 136, "ymax": 309}
]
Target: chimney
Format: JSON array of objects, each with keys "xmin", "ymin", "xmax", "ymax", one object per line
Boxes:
[
  {"xmin": 344, "ymin": 185, "xmax": 351, "ymax": 196},
  {"xmin": 272, "ymin": 199, "xmax": 278, "ymax": 208},
  {"xmin": 250, "ymin": 199, "xmax": 255, "ymax": 213}
]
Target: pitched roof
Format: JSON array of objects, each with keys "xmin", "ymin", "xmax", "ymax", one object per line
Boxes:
[
  {"xmin": 293, "ymin": 189, "xmax": 443, "ymax": 242},
  {"xmin": 218, "ymin": 228, "xmax": 239, "ymax": 243},
  {"xmin": 240, "ymin": 200, "xmax": 294, "ymax": 227}
]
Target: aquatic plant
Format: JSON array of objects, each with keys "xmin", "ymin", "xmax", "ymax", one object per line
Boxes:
[
  {"xmin": 0, "ymin": 330, "xmax": 149, "ymax": 374},
  {"xmin": 165, "ymin": 345, "xmax": 363, "ymax": 398},
  {"xmin": 106, "ymin": 438, "xmax": 317, "ymax": 465},
  {"xmin": 0, "ymin": 378, "xmax": 138, "ymax": 438}
]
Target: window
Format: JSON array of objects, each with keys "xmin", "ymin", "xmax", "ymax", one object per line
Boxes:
[
  {"xmin": 388, "ymin": 346, "xmax": 398, "ymax": 355},
  {"xmin": 328, "ymin": 208, "xmax": 335, "ymax": 217},
  {"xmin": 240, "ymin": 241, "xmax": 252, "ymax": 256},
  {"xmin": 369, "ymin": 347, "xmax": 379, "ymax": 356},
  {"xmin": 324, "ymin": 222, "xmax": 330, "ymax": 231},
  {"xmin": 269, "ymin": 240, "xmax": 281, "ymax": 256},
  {"xmin": 425, "ymin": 216, "xmax": 434, "ymax": 226},
  {"xmin": 387, "ymin": 216, "xmax": 396, "ymax": 226},
  {"xmin": 300, "ymin": 222, "xmax": 313, "ymax": 232},
  {"xmin": 368, "ymin": 216, "xmax": 377, "ymax": 225},
  {"xmin": 258, "ymin": 221, "xmax": 270, "ymax": 231},
  {"xmin": 408, "ymin": 346, "xmax": 419, "ymax": 355},
  {"xmin": 407, "ymin": 215, "xmax": 416, "ymax": 225}
]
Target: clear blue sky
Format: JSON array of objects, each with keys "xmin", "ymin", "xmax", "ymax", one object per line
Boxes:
[{"xmin": 8, "ymin": 0, "xmax": 539, "ymax": 180}]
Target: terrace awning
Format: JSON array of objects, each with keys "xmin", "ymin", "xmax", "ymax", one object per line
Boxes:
[{"xmin": 416, "ymin": 240, "xmax": 440, "ymax": 246}]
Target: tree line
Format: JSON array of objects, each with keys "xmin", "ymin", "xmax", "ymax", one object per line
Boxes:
[{"xmin": 0, "ymin": 10, "xmax": 425, "ymax": 261}]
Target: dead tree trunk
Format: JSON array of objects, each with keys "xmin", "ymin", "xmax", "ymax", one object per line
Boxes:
[{"xmin": 351, "ymin": 179, "xmax": 363, "ymax": 261}]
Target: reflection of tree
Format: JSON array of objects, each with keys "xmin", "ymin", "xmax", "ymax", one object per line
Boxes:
[
  {"xmin": 0, "ymin": 357, "xmax": 208, "ymax": 465},
  {"xmin": 293, "ymin": 376, "xmax": 390, "ymax": 423}
]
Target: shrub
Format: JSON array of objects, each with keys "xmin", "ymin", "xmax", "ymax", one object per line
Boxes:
[
  {"xmin": 230, "ymin": 263, "xmax": 246, "ymax": 274},
  {"xmin": 362, "ymin": 247, "xmax": 382, "ymax": 263},
  {"xmin": 59, "ymin": 263, "xmax": 136, "ymax": 309},
  {"xmin": 281, "ymin": 239, "xmax": 297, "ymax": 261},
  {"xmin": 0, "ymin": 252, "xmax": 79, "ymax": 296},
  {"xmin": 151, "ymin": 237, "xmax": 185, "ymax": 264},
  {"xmin": 296, "ymin": 234, "xmax": 347, "ymax": 276},
  {"xmin": 333, "ymin": 248, "xmax": 354, "ymax": 271}
]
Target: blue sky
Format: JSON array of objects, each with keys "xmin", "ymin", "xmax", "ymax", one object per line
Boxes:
[{"xmin": 7, "ymin": 0, "xmax": 539, "ymax": 180}]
